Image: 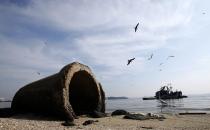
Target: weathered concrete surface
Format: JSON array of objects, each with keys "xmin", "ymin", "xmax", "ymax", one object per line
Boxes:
[{"xmin": 12, "ymin": 62, "xmax": 105, "ymax": 121}]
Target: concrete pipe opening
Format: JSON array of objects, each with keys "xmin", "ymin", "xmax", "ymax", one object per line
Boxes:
[
  {"xmin": 69, "ymin": 70, "xmax": 99, "ymax": 115},
  {"xmin": 12, "ymin": 62, "xmax": 105, "ymax": 121}
]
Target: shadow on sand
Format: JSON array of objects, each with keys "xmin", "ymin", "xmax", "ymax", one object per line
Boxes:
[{"xmin": 0, "ymin": 108, "xmax": 62, "ymax": 121}]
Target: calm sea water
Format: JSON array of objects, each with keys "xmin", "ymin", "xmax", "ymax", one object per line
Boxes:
[
  {"xmin": 106, "ymin": 94, "xmax": 210, "ymax": 114},
  {"xmin": 1, "ymin": 94, "xmax": 210, "ymax": 114}
]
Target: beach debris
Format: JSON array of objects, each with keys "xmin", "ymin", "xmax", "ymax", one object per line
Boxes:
[
  {"xmin": 146, "ymin": 113, "xmax": 166, "ymax": 119},
  {"xmin": 62, "ymin": 120, "xmax": 76, "ymax": 126},
  {"xmin": 82, "ymin": 120, "xmax": 98, "ymax": 126},
  {"xmin": 140, "ymin": 126, "xmax": 153, "ymax": 129},
  {"xmin": 179, "ymin": 112, "xmax": 207, "ymax": 115},
  {"xmin": 124, "ymin": 113, "xmax": 147, "ymax": 120},
  {"xmin": 12, "ymin": 62, "xmax": 105, "ymax": 121},
  {"xmin": 127, "ymin": 58, "xmax": 135, "ymax": 65},
  {"xmin": 134, "ymin": 23, "xmax": 139, "ymax": 32},
  {"xmin": 123, "ymin": 113, "xmax": 165, "ymax": 120},
  {"xmin": 148, "ymin": 54, "xmax": 153, "ymax": 60},
  {"xmin": 111, "ymin": 109, "xmax": 130, "ymax": 116}
]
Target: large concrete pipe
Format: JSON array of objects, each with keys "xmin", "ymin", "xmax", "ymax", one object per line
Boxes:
[{"xmin": 11, "ymin": 62, "xmax": 105, "ymax": 121}]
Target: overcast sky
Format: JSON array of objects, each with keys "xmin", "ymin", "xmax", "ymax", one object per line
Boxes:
[{"xmin": 0, "ymin": 0, "xmax": 210, "ymax": 99}]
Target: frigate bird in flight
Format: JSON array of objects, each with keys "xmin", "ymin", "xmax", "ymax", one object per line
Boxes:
[
  {"xmin": 127, "ymin": 58, "xmax": 135, "ymax": 65},
  {"xmin": 148, "ymin": 53, "xmax": 153, "ymax": 60},
  {"xmin": 134, "ymin": 23, "xmax": 139, "ymax": 32}
]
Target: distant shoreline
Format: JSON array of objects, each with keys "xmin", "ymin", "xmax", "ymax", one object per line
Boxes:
[
  {"xmin": 0, "ymin": 101, "xmax": 12, "ymax": 102},
  {"xmin": 0, "ymin": 98, "xmax": 12, "ymax": 103},
  {"xmin": 106, "ymin": 96, "xmax": 128, "ymax": 100}
]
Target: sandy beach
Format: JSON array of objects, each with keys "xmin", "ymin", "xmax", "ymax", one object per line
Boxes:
[{"xmin": 0, "ymin": 113, "xmax": 210, "ymax": 130}]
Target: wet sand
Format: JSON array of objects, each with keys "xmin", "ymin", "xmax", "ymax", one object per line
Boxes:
[{"xmin": 0, "ymin": 113, "xmax": 210, "ymax": 130}]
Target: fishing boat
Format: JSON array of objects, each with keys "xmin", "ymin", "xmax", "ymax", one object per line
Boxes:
[
  {"xmin": 155, "ymin": 84, "xmax": 187, "ymax": 99},
  {"xmin": 143, "ymin": 84, "xmax": 187, "ymax": 100}
]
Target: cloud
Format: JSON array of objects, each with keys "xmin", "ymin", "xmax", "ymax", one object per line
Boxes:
[
  {"xmin": 0, "ymin": 0, "xmax": 195, "ymax": 97},
  {"xmin": 0, "ymin": 0, "xmax": 192, "ymax": 31},
  {"xmin": 0, "ymin": 36, "xmax": 62, "ymax": 70},
  {"xmin": 0, "ymin": 34, "xmax": 82, "ymax": 98}
]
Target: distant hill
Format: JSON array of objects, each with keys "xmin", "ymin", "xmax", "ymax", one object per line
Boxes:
[{"xmin": 106, "ymin": 96, "xmax": 128, "ymax": 100}]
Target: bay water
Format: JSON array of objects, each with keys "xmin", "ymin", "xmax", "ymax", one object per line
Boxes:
[
  {"xmin": 1, "ymin": 94, "xmax": 210, "ymax": 114},
  {"xmin": 106, "ymin": 94, "xmax": 210, "ymax": 114}
]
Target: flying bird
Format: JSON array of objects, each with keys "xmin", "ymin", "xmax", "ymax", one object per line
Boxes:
[
  {"xmin": 169, "ymin": 55, "xmax": 175, "ymax": 57},
  {"xmin": 148, "ymin": 53, "xmax": 153, "ymax": 60},
  {"xmin": 127, "ymin": 58, "xmax": 135, "ymax": 65},
  {"xmin": 134, "ymin": 23, "xmax": 139, "ymax": 32},
  {"xmin": 37, "ymin": 72, "xmax": 40, "ymax": 75},
  {"xmin": 167, "ymin": 55, "xmax": 175, "ymax": 60},
  {"xmin": 44, "ymin": 42, "xmax": 47, "ymax": 45},
  {"xmin": 159, "ymin": 63, "xmax": 164, "ymax": 66}
]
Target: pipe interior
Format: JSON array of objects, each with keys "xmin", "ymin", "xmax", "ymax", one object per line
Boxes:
[{"xmin": 69, "ymin": 70, "xmax": 99, "ymax": 115}]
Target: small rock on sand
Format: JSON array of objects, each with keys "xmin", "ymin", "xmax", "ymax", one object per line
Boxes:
[
  {"xmin": 111, "ymin": 110, "xmax": 129, "ymax": 116},
  {"xmin": 82, "ymin": 120, "xmax": 98, "ymax": 126},
  {"xmin": 61, "ymin": 120, "xmax": 75, "ymax": 126}
]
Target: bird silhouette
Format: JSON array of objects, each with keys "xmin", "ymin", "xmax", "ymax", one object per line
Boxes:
[
  {"xmin": 159, "ymin": 63, "xmax": 164, "ymax": 66},
  {"xmin": 127, "ymin": 58, "xmax": 135, "ymax": 65},
  {"xmin": 167, "ymin": 55, "xmax": 175, "ymax": 60},
  {"xmin": 44, "ymin": 41, "xmax": 47, "ymax": 45},
  {"xmin": 148, "ymin": 54, "xmax": 153, "ymax": 60},
  {"xmin": 169, "ymin": 55, "xmax": 175, "ymax": 57},
  {"xmin": 37, "ymin": 72, "xmax": 40, "ymax": 75},
  {"xmin": 134, "ymin": 23, "xmax": 139, "ymax": 32}
]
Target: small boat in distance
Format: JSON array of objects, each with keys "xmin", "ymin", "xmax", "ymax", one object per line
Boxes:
[
  {"xmin": 142, "ymin": 97, "xmax": 156, "ymax": 100},
  {"xmin": 143, "ymin": 84, "xmax": 187, "ymax": 100},
  {"xmin": 155, "ymin": 85, "xmax": 187, "ymax": 99}
]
